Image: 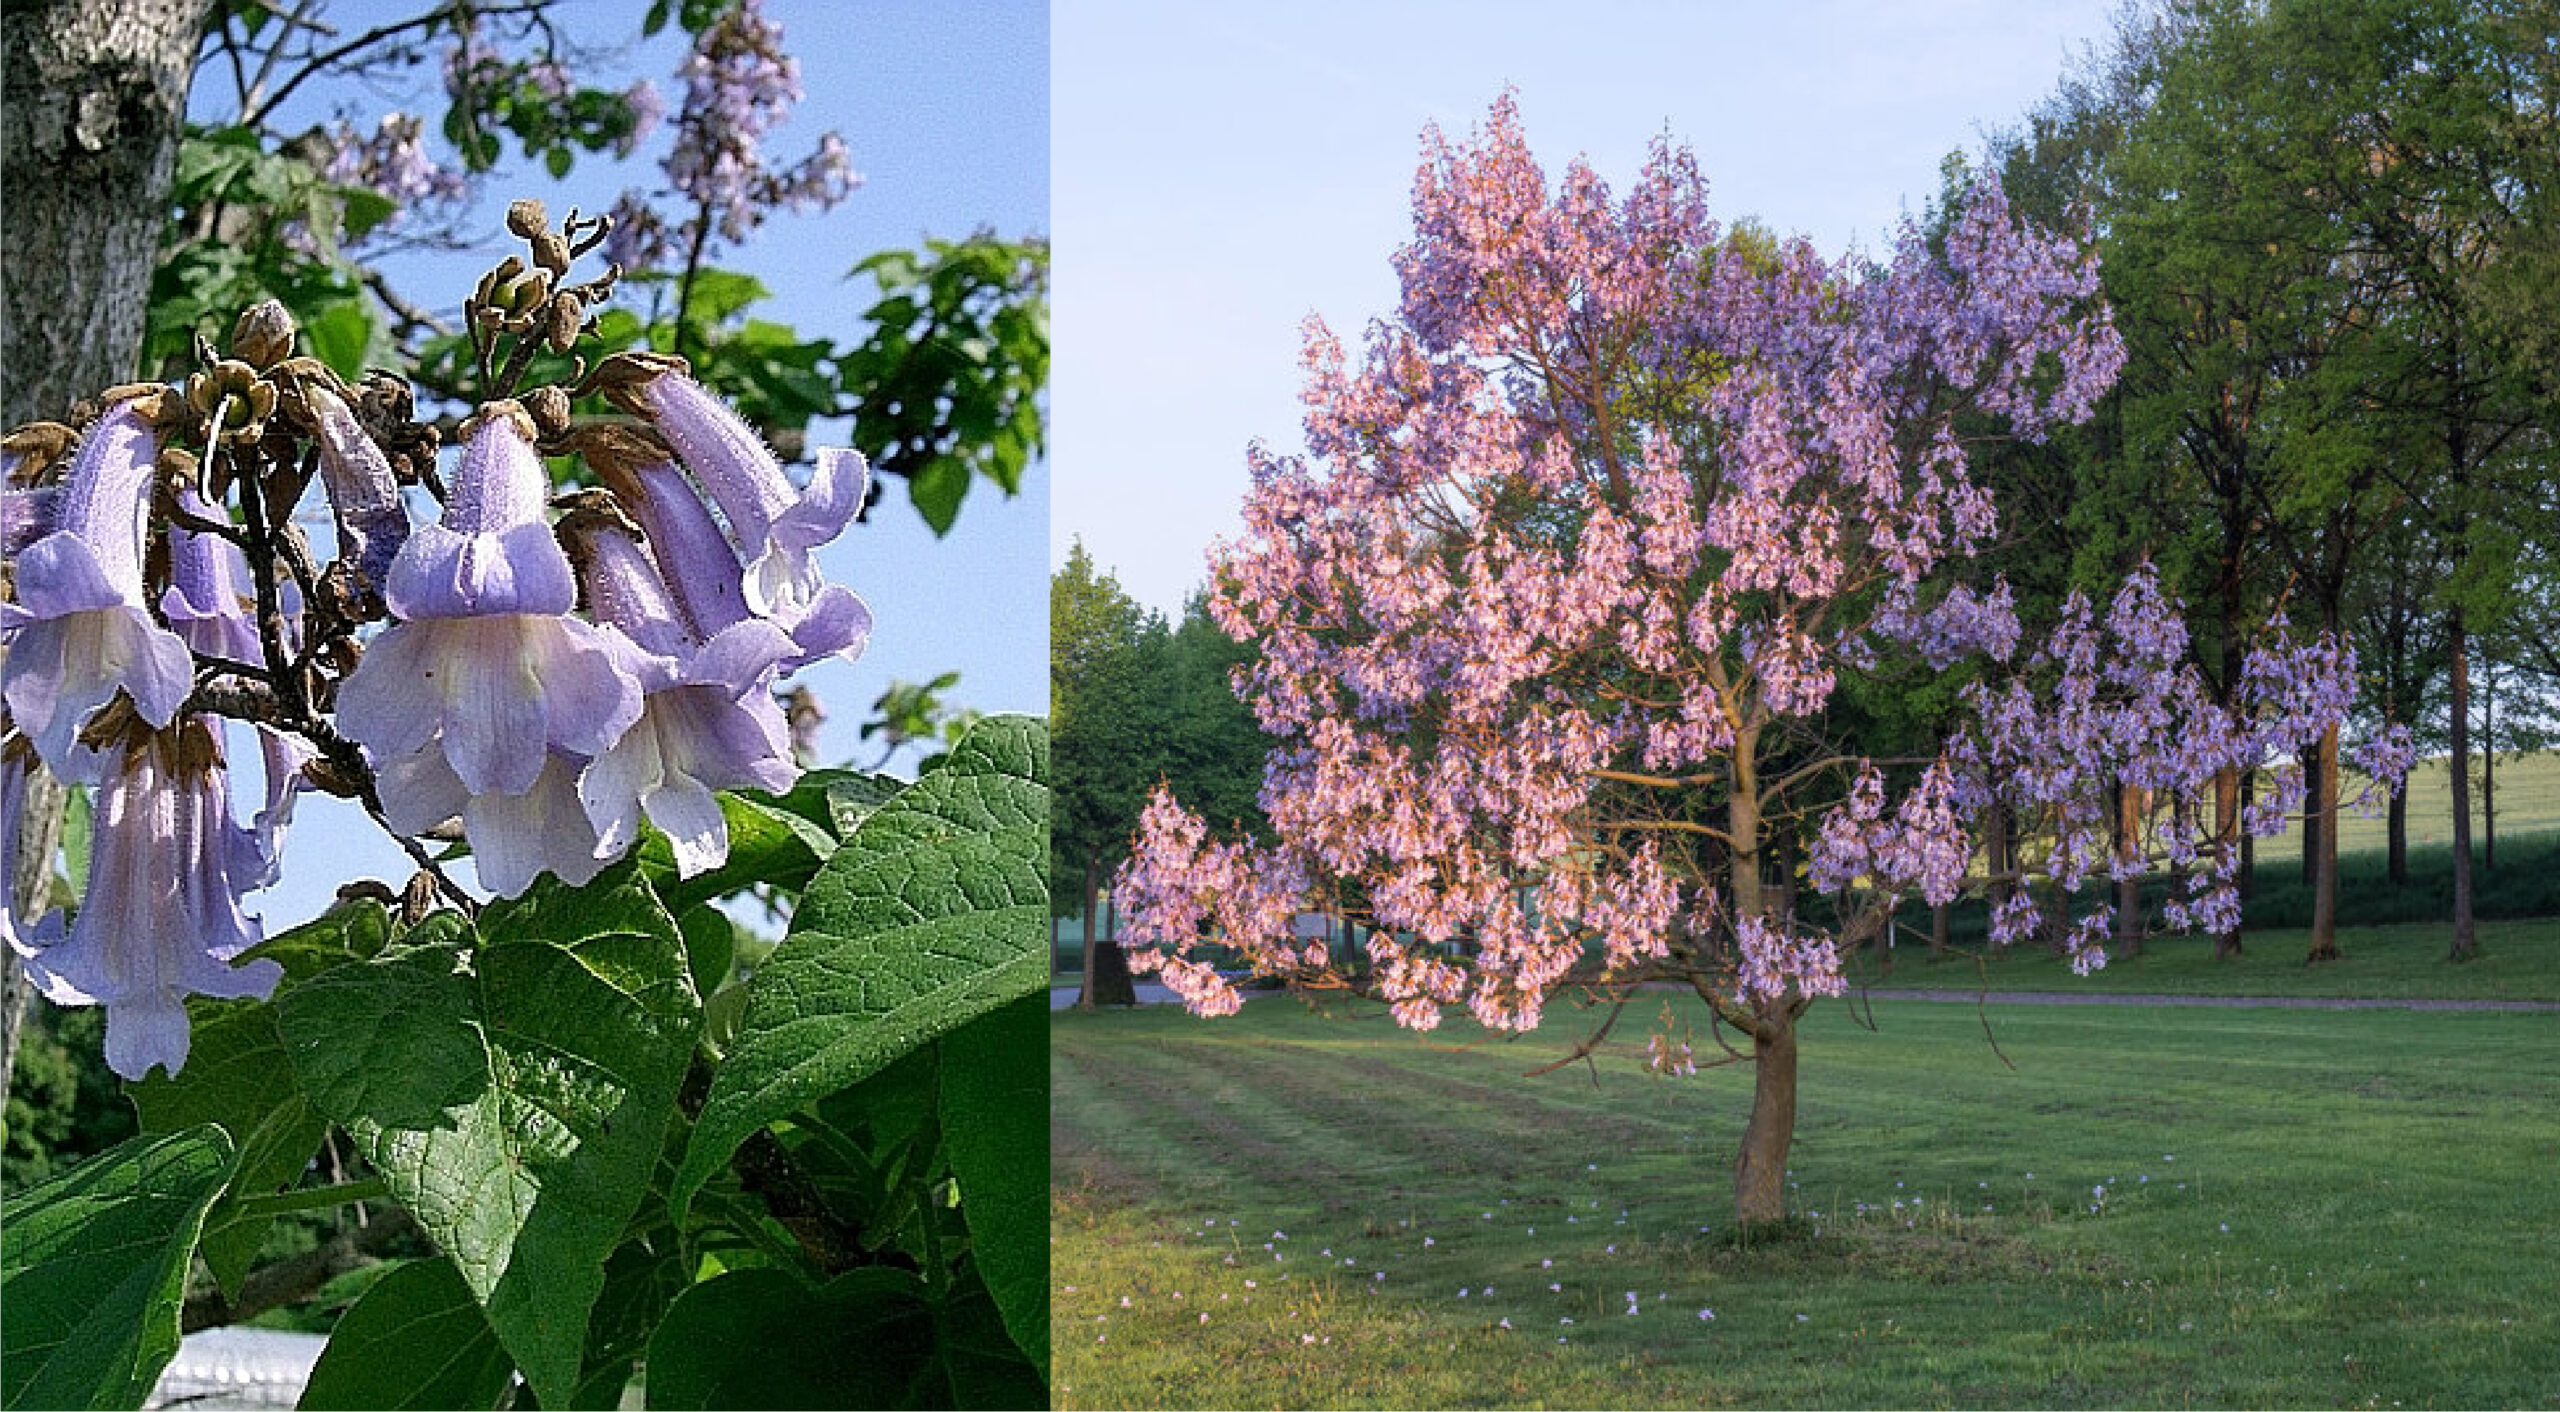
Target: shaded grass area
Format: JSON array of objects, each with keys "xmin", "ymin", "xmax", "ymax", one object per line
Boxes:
[
  {"xmin": 1854, "ymin": 916, "xmax": 2560, "ymax": 1002},
  {"xmin": 1053, "ymin": 984, "xmax": 2560, "ymax": 1409}
]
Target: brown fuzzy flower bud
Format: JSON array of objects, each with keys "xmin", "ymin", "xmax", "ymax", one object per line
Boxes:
[
  {"xmin": 506, "ymin": 198, "xmax": 550, "ymax": 240},
  {"xmin": 230, "ymin": 300, "xmax": 298, "ymax": 370}
]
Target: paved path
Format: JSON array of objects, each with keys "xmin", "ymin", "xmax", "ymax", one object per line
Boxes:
[
  {"xmin": 1854, "ymin": 989, "xmax": 2560, "ymax": 1012},
  {"xmin": 1056, "ymin": 983, "xmax": 2560, "ymax": 1013}
]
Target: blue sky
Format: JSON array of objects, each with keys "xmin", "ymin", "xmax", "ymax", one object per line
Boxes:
[
  {"xmin": 1053, "ymin": 0, "xmax": 2124, "ymax": 616},
  {"xmin": 207, "ymin": 0, "xmax": 1046, "ymax": 925}
]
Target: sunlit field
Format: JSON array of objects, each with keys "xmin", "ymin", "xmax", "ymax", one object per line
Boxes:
[{"xmin": 1052, "ymin": 926, "xmax": 2560, "ymax": 1409}]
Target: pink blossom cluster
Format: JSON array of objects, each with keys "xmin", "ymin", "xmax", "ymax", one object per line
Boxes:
[{"xmin": 1115, "ymin": 96, "xmax": 2378, "ymax": 1041}]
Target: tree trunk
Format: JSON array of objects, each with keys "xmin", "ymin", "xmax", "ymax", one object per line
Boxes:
[
  {"xmin": 2480, "ymin": 674, "xmax": 2496, "ymax": 872},
  {"xmin": 1090, "ymin": 879, "xmax": 1135, "ymax": 1006},
  {"xmin": 2212, "ymin": 765, "xmax": 2243, "ymax": 957},
  {"xmin": 2305, "ymin": 723, "xmax": 2341, "ymax": 963},
  {"xmin": 1929, "ymin": 900, "xmax": 1949, "ymax": 959},
  {"xmin": 2238, "ymin": 771, "xmax": 2256, "ymax": 900},
  {"xmin": 2447, "ymin": 607, "xmax": 2477, "ymax": 959},
  {"xmin": 1732, "ymin": 1011, "xmax": 1797, "ymax": 1228},
  {"xmin": 2386, "ymin": 786, "xmax": 2408, "ymax": 887},
  {"xmin": 2300, "ymin": 759, "xmax": 2321, "ymax": 887},
  {"xmin": 1, "ymin": 0, "xmax": 217, "ymax": 1096},
  {"xmin": 1077, "ymin": 856, "xmax": 1100, "ymax": 1010},
  {"xmin": 2113, "ymin": 782, "xmax": 2143, "ymax": 956}
]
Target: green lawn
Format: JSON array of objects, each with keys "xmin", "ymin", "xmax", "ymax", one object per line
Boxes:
[
  {"xmin": 1853, "ymin": 915, "xmax": 2560, "ymax": 1002},
  {"xmin": 1053, "ymin": 951, "xmax": 2560, "ymax": 1408},
  {"xmin": 2334, "ymin": 750, "xmax": 2560, "ymax": 855}
]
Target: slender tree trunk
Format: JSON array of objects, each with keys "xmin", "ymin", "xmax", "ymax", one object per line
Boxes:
[
  {"xmin": 2305, "ymin": 724, "xmax": 2341, "ymax": 963},
  {"xmin": 2386, "ymin": 787, "xmax": 2408, "ymax": 886},
  {"xmin": 2113, "ymin": 782, "xmax": 2143, "ymax": 956},
  {"xmin": 2, "ymin": 0, "xmax": 216, "ymax": 1095},
  {"xmin": 1929, "ymin": 900, "xmax": 1949, "ymax": 959},
  {"xmin": 2238, "ymin": 771, "xmax": 2256, "ymax": 900},
  {"xmin": 2300, "ymin": 761, "xmax": 2321, "ymax": 887},
  {"xmin": 1078, "ymin": 856, "xmax": 1100, "ymax": 1010},
  {"xmin": 1732, "ymin": 1012, "xmax": 1797, "ymax": 1228},
  {"xmin": 2480, "ymin": 676, "xmax": 2496, "ymax": 872},
  {"xmin": 2447, "ymin": 608, "xmax": 2478, "ymax": 959},
  {"xmin": 1725, "ymin": 728, "xmax": 1799, "ymax": 1230},
  {"xmin": 2213, "ymin": 765, "xmax": 2244, "ymax": 957}
]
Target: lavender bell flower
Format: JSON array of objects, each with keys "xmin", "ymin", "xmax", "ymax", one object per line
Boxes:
[
  {"xmin": 611, "ymin": 363, "xmax": 870, "ymax": 665},
  {"xmin": 0, "ymin": 399, "xmax": 195, "ymax": 779},
  {"xmin": 160, "ymin": 486, "xmax": 272, "ymax": 668},
  {"xmin": 612, "ymin": 452, "xmax": 870, "ymax": 670},
  {"xmin": 300, "ymin": 380, "xmax": 411, "ymax": 597},
  {"xmin": 338, "ymin": 402, "xmax": 641, "ymax": 797},
  {"xmin": 564, "ymin": 515, "xmax": 798, "ymax": 876},
  {"xmin": 14, "ymin": 717, "xmax": 284, "ymax": 1080},
  {"xmin": 379, "ymin": 742, "xmax": 612, "ymax": 899}
]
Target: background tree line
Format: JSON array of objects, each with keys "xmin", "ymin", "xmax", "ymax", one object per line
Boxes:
[{"xmin": 1049, "ymin": 541, "xmax": 1263, "ymax": 1005}]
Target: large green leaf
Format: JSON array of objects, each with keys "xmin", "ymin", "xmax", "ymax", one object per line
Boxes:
[
  {"xmin": 670, "ymin": 717, "xmax": 1048, "ymax": 1220},
  {"xmin": 937, "ymin": 994, "xmax": 1049, "ymax": 1374},
  {"xmin": 293, "ymin": 1258, "xmax": 515, "ymax": 1411},
  {"xmin": 277, "ymin": 864, "xmax": 700, "ymax": 1408},
  {"xmin": 1, "ymin": 1126, "xmax": 236, "ymax": 1411},
  {"xmin": 642, "ymin": 790, "xmax": 834, "ymax": 914},
  {"xmin": 129, "ymin": 904, "xmax": 389, "ymax": 1296},
  {"xmin": 642, "ymin": 1263, "xmax": 1042, "ymax": 1410}
]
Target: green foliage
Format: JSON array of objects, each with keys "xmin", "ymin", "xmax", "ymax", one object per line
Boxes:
[
  {"xmin": 5, "ymin": 719, "xmax": 1052, "ymax": 1410},
  {"xmin": 4, "ymin": 1008, "xmax": 138, "ymax": 1192},
  {"xmin": 294, "ymin": 1258, "xmax": 514, "ymax": 1411},
  {"xmin": 146, "ymin": 126, "xmax": 382, "ymax": 381},
  {"xmin": 841, "ymin": 235, "xmax": 1051, "ymax": 534},
  {"xmin": 1, "ymin": 1127, "xmax": 234, "ymax": 1412},
  {"xmin": 674, "ymin": 717, "xmax": 1050, "ymax": 1220},
  {"xmin": 863, "ymin": 673, "xmax": 985, "ymax": 770}
]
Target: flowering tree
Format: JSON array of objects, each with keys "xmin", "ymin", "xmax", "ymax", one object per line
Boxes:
[
  {"xmin": 1115, "ymin": 97, "xmax": 2405, "ymax": 1228},
  {"xmin": 0, "ymin": 214, "xmax": 1047, "ymax": 1408}
]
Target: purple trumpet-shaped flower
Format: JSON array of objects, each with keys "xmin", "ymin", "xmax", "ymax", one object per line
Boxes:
[
  {"xmin": 622, "ymin": 367, "xmax": 870, "ymax": 663},
  {"xmin": 12, "ymin": 717, "xmax": 284, "ymax": 1080},
  {"xmin": 336, "ymin": 404, "xmax": 642, "ymax": 828},
  {"xmin": 301, "ymin": 381, "xmax": 410, "ymax": 596},
  {"xmin": 0, "ymin": 400, "xmax": 195, "ymax": 779},
  {"xmin": 160, "ymin": 487, "xmax": 275, "ymax": 668},
  {"xmin": 379, "ymin": 743, "xmax": 613, "ymax": 899},
  {"xmin": 610, "ymin": 454, "xmax": 871, "ymax": 670},
  {"xmin": 565, "ymin": 518, "xmax": 799, "ymax": 876}
]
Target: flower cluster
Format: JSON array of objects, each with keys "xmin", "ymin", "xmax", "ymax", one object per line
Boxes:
[
  {"xmin": 1, "ymin": 277, "xmax": 868, "ymax": 1078},
  {"xmin": 1116, "ymin": 95, "xmax": 2394, "ymax": 1045},
  {"xmin": 1120, "ymin": 95, "xmax": 2141, "ymax": 1030},
  {"xmin": 321, "ymin": 113, "xmax": 469, "ymax": 215},
  {"xmin": 665, "ymin": 0, "xmax": 858, "ymax": 244}
]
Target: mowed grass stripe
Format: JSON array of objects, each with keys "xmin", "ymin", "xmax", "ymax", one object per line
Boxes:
[{"xmin": 1055, "ymin": 979, "xmax": 2560, "ymax": 1408}]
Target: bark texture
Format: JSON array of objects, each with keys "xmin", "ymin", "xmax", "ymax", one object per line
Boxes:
[
  {"xmin": 2, "ymin": 0, "xmax": 216, "ymax": 1095},
  {"xmin": 1733, "ymin": 1014, "xmax": 1797, "ymax": 1228}
]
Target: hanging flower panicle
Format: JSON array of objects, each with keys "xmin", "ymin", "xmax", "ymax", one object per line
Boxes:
[{"xmin": 0, "ymin": 203, "xmax": 872, "ymax": 1078}]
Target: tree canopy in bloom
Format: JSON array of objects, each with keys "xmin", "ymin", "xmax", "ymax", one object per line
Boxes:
[{"xmin": 1113, "ymin": 96, "xmax": 2400, "ymax": 1223}]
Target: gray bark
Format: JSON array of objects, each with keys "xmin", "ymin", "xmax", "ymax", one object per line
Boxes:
[{"xmin": 2, "ymin": 0, "xmax": 215, "ymax": 1094}]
